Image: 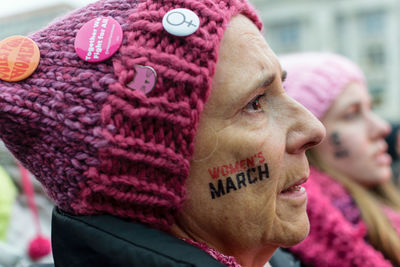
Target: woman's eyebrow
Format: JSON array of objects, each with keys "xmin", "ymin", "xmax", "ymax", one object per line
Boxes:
[
  {"xmin": 258, "ymin": 69, "xmax": 286, "ymax": 89},
  {"xmin": 244, "ymin": 67, "xmax": 284, "ymax": 98},
  {"xmin": 261, "ymin": 73, "xmax": 276, "ymax": 88}
]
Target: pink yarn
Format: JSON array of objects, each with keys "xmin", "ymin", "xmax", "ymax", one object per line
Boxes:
[
  {"xmin": 19, "ymin": 163, "xmax": 51, "ymax": 260},
  {"xmin": 182, "ymin": 238, "xmax": 242, "ymax": 267},
  {"xmin": 0, "ymin": 0, "xmax": 262, "ymax": 230},
  {"xmin": 289, "ymin": 167, "xmax": 392, "ymax": 266},
  {"xmin": 28, "ymin": 235, "xmax": 52, "ymax": 261}
]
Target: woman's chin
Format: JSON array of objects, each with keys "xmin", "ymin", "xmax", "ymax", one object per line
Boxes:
[
  {"xmin": 287, "ymin": 221, "xmax": 309, "ymax": 247},
  {"xmin": 362, "ymin": 167, "xmax": 393, "ymax": 187},
  {"xmin": 274, "ymin": 212, "xmax": 310, "ymax": 247}
]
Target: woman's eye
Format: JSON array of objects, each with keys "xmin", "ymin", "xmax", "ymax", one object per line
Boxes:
[
  {"xmin": 245, "ymin": 94, "xmax": 266, "ymax": 113},
  {"xmin": 344, "ymin": 108, "xmax": 360, "ymax": 120}
]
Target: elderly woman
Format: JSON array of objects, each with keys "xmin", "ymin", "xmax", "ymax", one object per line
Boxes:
[
  {"xmin": 0, "ymin": 1, "xmax": 325, "ymax": 266},
  {"xmin": 281, "ymin": 52, "xmax": 400, "ymax": 266}
]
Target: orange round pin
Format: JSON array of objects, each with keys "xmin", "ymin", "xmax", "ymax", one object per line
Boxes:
[{"xmin": 0, "ymin": 35, "xmax": 40, "ymax": 82}]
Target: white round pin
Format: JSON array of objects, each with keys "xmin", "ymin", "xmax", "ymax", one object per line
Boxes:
[{"xmin": 162, "ymin": 8, "xmax": 200, "ymax": 37}]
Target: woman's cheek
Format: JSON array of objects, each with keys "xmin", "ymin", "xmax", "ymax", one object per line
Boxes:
[{"xmin": 207, "ymin": 152, "xmax": 271, "ymax": 200}]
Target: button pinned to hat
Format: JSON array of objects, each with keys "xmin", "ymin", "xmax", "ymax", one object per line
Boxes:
[
  {"xmin": 0, "ymin": 35, "xmax": 40, "ymax": 82},
  {"xmin": 162, "ymin": 8, "xmax": 200, "ymax": 37},
  {"xmin": 75, "ymin": 17, "xmax": 123, "ymax": 63},
  {"xmin": 127, "ymin": 65, "xmax": 158, "ymax": 95}
]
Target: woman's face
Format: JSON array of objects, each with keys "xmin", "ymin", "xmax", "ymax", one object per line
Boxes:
[
  {"xmin": 171, "ymin": 15, "xmax": 325, "ymax": 262},
  {"xmin": 313, "ymin": 82, "xmax": 392, "ymax": 187}
]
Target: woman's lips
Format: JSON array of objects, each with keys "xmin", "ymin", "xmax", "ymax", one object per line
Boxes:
[
  {"xmin": 373, "ymin": 140, "xmax": 392, "ymax": 166},
  {"xmin": 280, "ymin": 177, "xmax": 307, "ymax": 192},
  {"xmin": 375, "ymin": 152, "xmax": 392, "ymax": 166},
  {"xmin": 278, "ymin": 177, "xmax": 307, "ymax": 201},
  {"xmin": 373, "ymin": 142, "xmax": 392, "ymax": 166},
  {"xmin": 279, "ymin": 185, "xmax": 306, "ymax": 196}
]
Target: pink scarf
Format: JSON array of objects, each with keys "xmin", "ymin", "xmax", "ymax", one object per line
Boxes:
[{"xmin": 182, "ymin": 238, "xmax": 242, "ymax": 267}]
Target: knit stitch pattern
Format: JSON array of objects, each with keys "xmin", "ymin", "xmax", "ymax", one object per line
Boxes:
[{"xmin": 0, "ymin": 0, "xmax": 262, "ymax": 230}]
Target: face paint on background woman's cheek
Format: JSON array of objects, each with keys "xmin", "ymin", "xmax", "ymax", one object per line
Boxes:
[
  {"xmin": 207, "ymin": 152, "xmax": 269, "ymax": 199},
  {"xmin": 330, "ymin": 131, "xmax": 350, "ymax": 158}
]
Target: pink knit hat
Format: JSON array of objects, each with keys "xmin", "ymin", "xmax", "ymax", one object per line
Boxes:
[
  {"xmin": 0, "ymin": 0, "xmax": 262, "ymax": 229},
  {"xmin": 280, "ymin": 52, "xmax": 366, "ymax": 119}
]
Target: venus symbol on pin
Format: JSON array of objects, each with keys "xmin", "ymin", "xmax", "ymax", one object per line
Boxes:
[{"xmin": 162, "ymin": 8, "xmax": 200, "ymax": 37}]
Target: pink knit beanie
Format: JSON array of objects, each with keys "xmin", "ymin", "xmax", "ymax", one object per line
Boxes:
[
  {"xmin": 0, "ymin": 0, "xmax": 262, "ymax": 230},
  {"xmin": 280, "ymin": 52, "xmax": 366, "ymax": 119}
]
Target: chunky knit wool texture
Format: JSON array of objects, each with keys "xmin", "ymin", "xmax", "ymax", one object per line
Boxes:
[
  {"xmin": 280, "ymin": 52, "xmax": 366, "ymax": 120},
  {"xmin": 0, "ymin": 0, "xmax": 262, "ymax": 230}
]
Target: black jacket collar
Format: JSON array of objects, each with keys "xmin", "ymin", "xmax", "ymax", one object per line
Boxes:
[{"xmin": 51, "ymin": 208, "xmax": 225, "ymax": 266}]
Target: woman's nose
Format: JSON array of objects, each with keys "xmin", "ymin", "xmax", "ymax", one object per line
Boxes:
[
  {"xmin": 367, "ymin": 112, "xmax": 391, "ymax": 140},
  {"xmin": 285, "ymin": 97, "xmax": 326, "ymax": 154}
]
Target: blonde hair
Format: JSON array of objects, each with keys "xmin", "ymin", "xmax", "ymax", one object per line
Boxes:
[{"xmin": 307, "ymin": 150, "xmax": 400, "ymax": 265}]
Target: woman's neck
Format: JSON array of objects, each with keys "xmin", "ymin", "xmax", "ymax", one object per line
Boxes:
[{"xmin": 170, "ymin": 219, "xmax": 276, "ymax": 267}]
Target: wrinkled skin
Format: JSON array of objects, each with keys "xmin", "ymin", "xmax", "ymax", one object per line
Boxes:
[{"xmin": 170, "ymin": 15, "xmax": 325, "ymax": 267}]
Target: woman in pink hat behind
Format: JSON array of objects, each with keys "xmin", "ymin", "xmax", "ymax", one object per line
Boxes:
[
  {"xmin": 0, "ymin": 0, "xmax": 326, "ymax": 266},
  {"xmin": 281, "ymin": 52, "xmax": 400, "ymax": 266}
]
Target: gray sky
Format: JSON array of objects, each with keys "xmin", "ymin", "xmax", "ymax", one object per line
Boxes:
[{"xmin": 0, "ymin": 0, "xmax": 98, "ymax": 17}]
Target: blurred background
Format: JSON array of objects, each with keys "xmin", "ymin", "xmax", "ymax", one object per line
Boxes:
[{"xmin": 250, "ymin": 0, "xmax": 400, "ymax": 122}]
